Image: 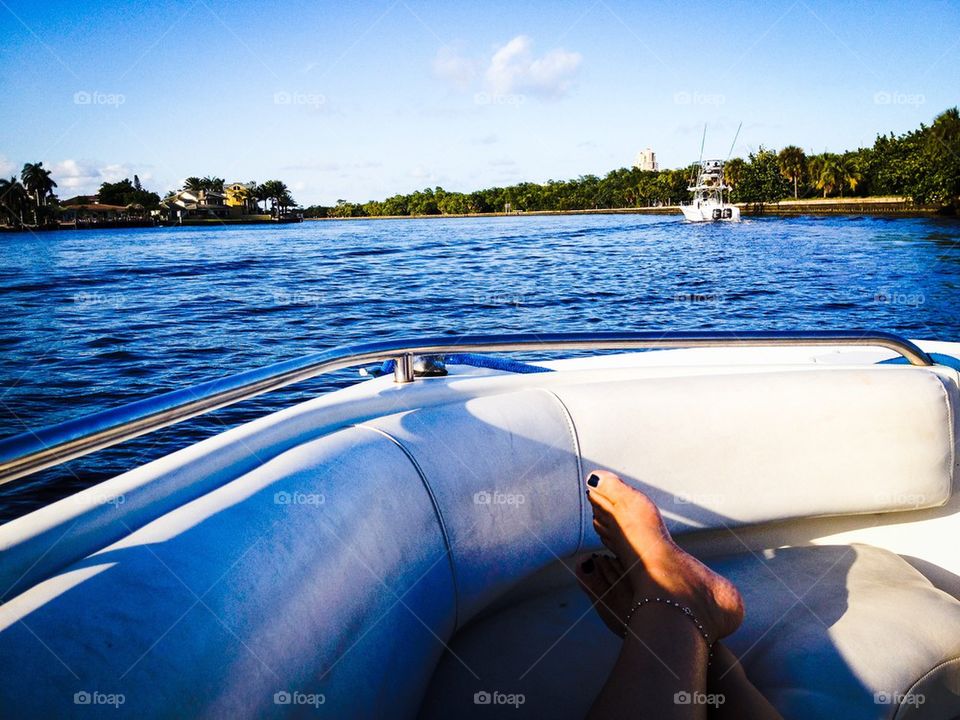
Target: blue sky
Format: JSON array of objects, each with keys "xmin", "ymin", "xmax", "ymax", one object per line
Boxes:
[{"xmin": 1, "ymin": 0, "xmax": 958, "ymax": 205}]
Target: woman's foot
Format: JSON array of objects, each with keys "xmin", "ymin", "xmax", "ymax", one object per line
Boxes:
[
  {"xmin": 575, "ymin": 552, "xmax": 633, "ymax": 636},
  {"xmin": 585, "ymin": 470, "xmax": 744, "ymax": 641}
]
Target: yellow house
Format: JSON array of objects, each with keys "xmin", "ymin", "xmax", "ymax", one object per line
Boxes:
[{"xmin": 225, "ymin": 182, "xmax": 257, "ymax": 213}]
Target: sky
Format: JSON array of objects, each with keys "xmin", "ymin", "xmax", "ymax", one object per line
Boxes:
[{"xmin": 1, "ymin": 0, "xmax": 958, "ymax": 206}]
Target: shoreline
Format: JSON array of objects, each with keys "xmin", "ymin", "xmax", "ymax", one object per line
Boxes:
[
  {"xmin": 0, "ymin": 197, "xmax": 952, "ymax": 233},
  {"xmin": 305, "ymin": 196, "xmax": 950, "ymax": 222}
]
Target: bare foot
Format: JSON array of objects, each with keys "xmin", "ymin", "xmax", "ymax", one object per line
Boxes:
[
  {"xmin": 575, "ymin": 553, "xmax": 633, "ymax": 636},
  {"xmin": 586, "ymin": 470, "xmax": 744, "ymax": 641}
]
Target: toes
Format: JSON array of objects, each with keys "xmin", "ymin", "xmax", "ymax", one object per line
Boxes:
[
  {"xmin": 592, "ymin": 518, "xmax": 614, "ymax": 547},
  {"xmin": 575, "ymin": 554, "xmax": 608, "ymax": 600},
  {"xmin": 586, "ymin": 487, "xmax": 616, "ymax": 518},
  {"xmin": 585, "ymin": 470, "xmax": 630, "ymax": 505},
  {"xmin": 595, "ymin": 554, "xmax": 622, "ymax": 589}
]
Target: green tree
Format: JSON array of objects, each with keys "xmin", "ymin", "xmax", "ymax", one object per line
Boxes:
[
  {"xmin": 98, "ymin": 178, "xmax": 161, "ymax": 208},
  {"xmin": 0, "ymin": 177, "xmax": 29, "ymax": 227},
  {"xmin": 20, "ymin": 162, "xmax": 58, "ymax": 223},
  {"xmin": 734, "ymin": 148, "xmax": 789, "ymax": 204},
  {"xmin": 777, "ymin": 146, "xmax": 806, "ymax": 199}
]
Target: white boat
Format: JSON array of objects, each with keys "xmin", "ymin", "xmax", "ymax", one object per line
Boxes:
[
  {"xmin": 680, "ymin": 159, "xmax": 741, "ymax": 222},
  {"xmin": 1, "ymin": 331, "xmax": 959, "ymax": 719}
]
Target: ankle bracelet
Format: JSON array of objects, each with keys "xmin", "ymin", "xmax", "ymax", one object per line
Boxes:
[{"xmin": 622, "ymin": 597, "xmax": 714, "ymax": 665}]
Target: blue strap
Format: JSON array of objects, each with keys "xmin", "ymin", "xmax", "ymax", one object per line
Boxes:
[
  {"xmin": 444, "ymin": 353, "xmax": 553, "ymax": 374},
  {"xmin": 377, "ymin": 354, "xmax": 552, "ymax": 376},
  {"xmin": 878, "ymin": 353, "xmax": 960, "ymax": 371}
]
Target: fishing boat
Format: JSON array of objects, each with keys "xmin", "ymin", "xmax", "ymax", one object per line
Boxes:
[
  {"xmin": 1, "ymin": 331, "xmax": 959, "ymax": 719},
  {"xmin": 680, "ymin": 159, "xmax": 741, "ymax": 222}
]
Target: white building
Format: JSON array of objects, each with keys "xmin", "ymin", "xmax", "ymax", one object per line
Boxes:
[{"xmin": 633, "ymin": 147, "xmax": 658, "ymax": 171}]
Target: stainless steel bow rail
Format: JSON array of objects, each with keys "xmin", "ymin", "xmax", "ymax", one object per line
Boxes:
[{"xmin": 0, "ymin": 331, "xmax": 934, "ymax": 486}]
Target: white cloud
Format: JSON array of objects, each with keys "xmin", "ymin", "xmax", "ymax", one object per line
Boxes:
[
  {"xmin": 0, "ymin": 156, "xmax": 15, "ymax": 178},
  {"xmin": 433, "ymin": 36, "xmax": 581, "ymax": 100},
  {"xmin": 485, "ymin": 35, "xmax": 581, "ymax": 98},
  {"xmin": 410, "ymin": 165, "xmax": 433, "ymax": 180},
  {"xmin": 433, "ymin": 46, "xmax": 477, "ymax": 90},
  {"xmin": 51, "ymin": 160, "xmax": 153, "ymax": 196}
]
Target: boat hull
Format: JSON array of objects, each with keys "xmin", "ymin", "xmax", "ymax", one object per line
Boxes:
[{"xmin": 680, "ymin": 203, "xmax": 741, "ymax": 222}]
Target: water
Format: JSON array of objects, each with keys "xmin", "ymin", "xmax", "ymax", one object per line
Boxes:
[{"xmin": 1, "ymin": 213, "xmax": 959, "ymax": 521}]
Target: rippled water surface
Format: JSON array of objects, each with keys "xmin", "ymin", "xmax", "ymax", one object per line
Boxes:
[{"xmin": 2, "ymin": 213, "xmax": 959, "ymax": 520}]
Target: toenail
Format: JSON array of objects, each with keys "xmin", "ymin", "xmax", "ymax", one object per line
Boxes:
[
  {"xmin": 581, "ymin": 558, "xmax": 595, "ymax": 573},
  {"xmin": 587, "ymin": 473, "xmax": 600, "ymax": 488}
]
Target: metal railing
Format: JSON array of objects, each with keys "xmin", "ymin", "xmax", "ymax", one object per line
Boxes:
[{"xmin": 0, "ymin": 331, "xmax": 934, "ymax": 486}]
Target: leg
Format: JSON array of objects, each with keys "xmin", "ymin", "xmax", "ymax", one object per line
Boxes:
[
  {"xmin": 577, "ymin": 554, "xmax": 781, "ymax": 718},
  {"xmin": 580, "ymin": 470, "xmax": 781, "ymax": 719},
  {"xmin": 707, "ymin": 644, "xmax": 783, "ymax": 720},
  {"xmin": 587, "ymin": 600, "xmax": 710, "ymax": 720}
]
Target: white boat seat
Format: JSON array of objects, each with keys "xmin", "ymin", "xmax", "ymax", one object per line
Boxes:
[
  {"xmin": 420, "ymin": 544, "xmax": 960, "ymax": 720},
  {"xmin": 0, "ymin": 366, "xmax": 956, "ymax": 717}
]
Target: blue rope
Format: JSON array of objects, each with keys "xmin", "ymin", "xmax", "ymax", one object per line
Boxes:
[
  {"xmin": 878, "ymin": 352, "xmax": 960, "ymax": 371},
  {"xmin": 377, "ymin": 353, "xmax": 552, "ymax": 376},
  {"xmin": 445, "ymin": 353, "xmax": 553, "ymax": 373}
]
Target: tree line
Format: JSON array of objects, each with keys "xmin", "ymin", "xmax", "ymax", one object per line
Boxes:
[
  {"xmin": 0, "ymin": 167, "xmax": 300, "ymax": 227},
  {"xmin": 3, "ymin": 107, "xmax": 957, "ymax": 227},
  {"xmin": 303, "ymin": 107, "xmax": 960, "ymax": 218}
]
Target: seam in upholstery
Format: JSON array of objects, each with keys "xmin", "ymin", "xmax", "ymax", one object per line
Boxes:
[
  {"xmin": 893, "ymin": 653, "xmax": 960, "ymax": 720},
  {"xmin": 352, "ymin": 423, "xmax": 461, "ymax": 630},
  {"xmin": 539, "ymin": 389, "xmax": 585, "ymax": 556},
  {"xmin": 927, "ymin": 371, "xmax": 957, "ymax": 506}
]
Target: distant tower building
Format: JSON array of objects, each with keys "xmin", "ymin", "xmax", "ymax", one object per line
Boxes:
[{"xmin": 634, "ymin": 147, "xmax": 658, "ymax": 171}]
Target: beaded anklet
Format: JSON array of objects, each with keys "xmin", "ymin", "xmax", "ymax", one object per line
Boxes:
[{"xmin": 622, "ymin": 597, "xmax": 714, "ymax": 666}]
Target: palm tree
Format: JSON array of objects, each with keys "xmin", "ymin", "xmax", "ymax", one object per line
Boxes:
[
  {"xmin": 929, "ymin": 107, "xmax": 960, "ymax": 148},
  {"xmin": 183, "ymin": 177, "xmax": 203, "ymax": 193},
  {"xmin": 724, "ymin": 158, "xmax": 746, "ymax": 190},
  {"xmin": 202, "ymin": 176, "xmax": 225, "ymax": 193},
  {"xmin": 777, "ymin": 146, "xmax": 806, "ymax": 198},
  {"xmin": 20, "ymin": 162, "xmax": 58, "ymax": 223},
  {"xmin": 835, "ymin": 155, "xmax": 862, "ymax": 197},
  {"xmin": 0, "ymin": 177, "xmax": 29, "ymax": 227},
  {"xmin": 257, "ymin": 180, "xmax": 294, "ymax": 216},
  {"xmin": 254, "ymin": 184, "xmax": 270, "ymax": 213},
  {"xmin": 808, "ymin": 155, "xmax": 834, "ymax": 198}
]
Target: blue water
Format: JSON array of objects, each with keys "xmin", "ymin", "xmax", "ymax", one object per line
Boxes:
[{"xmin": 1, "ymin": 213, "xmax": 959, "ymax": 521}]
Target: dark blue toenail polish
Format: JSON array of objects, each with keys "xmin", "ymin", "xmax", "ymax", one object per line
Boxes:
[
  {"xmin": 581, "ymin": 558, "xmax": 594, "ymax": 573},
  {"xmin": 587, "ymin": 473, "xmax": 600, "ymax": 487}
]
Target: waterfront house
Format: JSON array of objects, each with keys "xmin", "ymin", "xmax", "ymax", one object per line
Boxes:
[
  {"xmin": 224, "ymin": 182, "xmax": 258, "ymax": 214},
  {"xmin": 59, "ymin": 195, "xmax": 151, "ymax": 225},
  {"xmin": 161, "ymin": 189, "xmax": 232, "ymax": 221}
]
